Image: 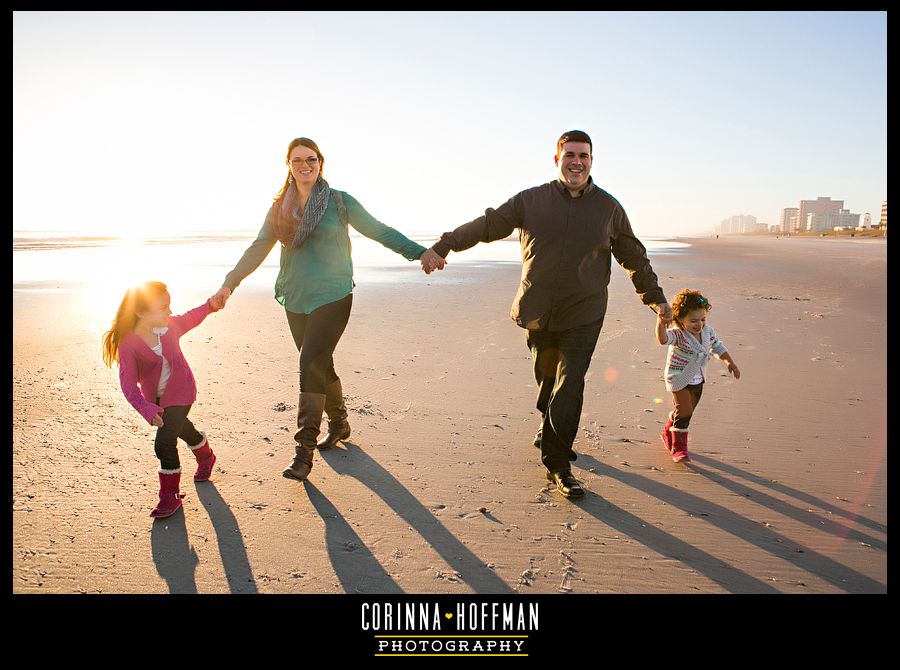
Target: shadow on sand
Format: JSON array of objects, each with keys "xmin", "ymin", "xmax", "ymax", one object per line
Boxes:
[
  {"xmin": 318, "ymin": 442, "xmax": 515, "ymax": 594},
  {"xmin": 303, "ymin": 480, "xmax": 404, "ymax": 594},
  {"xmin": 689, "ymin": 453, "xmax": 886, "ymax": 540},
  {"xmin": 565, "ymin": 475, "xmax": 780, "ymax": 593},
  {"xmin": 150, "ymin": 508, "xmax": 199, "ymax": 594},
  {"xmin": 576, "ymin": 454, "xmax": 885, "ymax": 593},
  {"xmin": 194, "ymin": 483, "xmax": 259, "ymax": 594}
]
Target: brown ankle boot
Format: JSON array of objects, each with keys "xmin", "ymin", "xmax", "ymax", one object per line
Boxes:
[
  {"xmin": 283, "ymin": 392, "xmax": 326, "ymax": 481},
  {"xmin": 316, "ymin": 379, "xmax": 351, "ymax": 449}
]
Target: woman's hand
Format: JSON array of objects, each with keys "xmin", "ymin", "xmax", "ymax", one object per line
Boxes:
[
  {"xmin": 726, "ymin": 360, "xmax": 741, "ymax": 379},
  {"xmin": 209, "ymin": 286, "xmax": 232, "ymax": 311},
  {"xmin": 151, "ymin": 413, "xmax": 164, "ymax": 427},
  {"xmin": 420, "ymin": 248, "xmax": 447, "ymax": 275}
]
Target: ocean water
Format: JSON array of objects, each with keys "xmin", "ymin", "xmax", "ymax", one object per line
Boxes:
[
  {"xmin": 12, "ymin": 231, "xmax": 689, "ymax": 336},
  {"xmin": 12, "ymin": 231, "xmax": 689, "ymax": 293}
]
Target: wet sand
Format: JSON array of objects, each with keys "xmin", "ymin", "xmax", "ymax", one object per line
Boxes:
[{"xmin": 12, "ymin": 235, "xmax": 887, "ymax": 593}]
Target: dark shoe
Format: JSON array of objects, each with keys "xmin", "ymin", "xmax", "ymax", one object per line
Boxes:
[
  {"xmin": 317, "ymin": 379, "xmax": 351, "ymax": 449},
  {"xmin": 317, "ymin": 420, "xmax": 350, "ymax": 450},
  {"xmin": 283, "ymin": 392, "xmax": 326, "ymax": 482},
  {"xmin": 282, "ymin": 445, "xmax": 315, "ymax": 481},
  {"xmin": 546, "ymin": 470, "xmax": 585, "ymax": 498},
  {"xmin": 533, "ymin": 427, "xmax": 542, "ymax": 449}
]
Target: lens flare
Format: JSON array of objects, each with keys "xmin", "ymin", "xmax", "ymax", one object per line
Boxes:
[{"xmin": 604, "ymin": 367, "xmax": 618, "ymax": 383}]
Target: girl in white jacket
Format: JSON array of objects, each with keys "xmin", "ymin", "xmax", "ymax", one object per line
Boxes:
[{"xmin": 655, "ymin": 289, "xmax": 741, "ymax": 462}]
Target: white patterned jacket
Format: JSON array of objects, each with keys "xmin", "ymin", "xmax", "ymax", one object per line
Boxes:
[{"xmin": 661, "ymin": 325, "xmax": 728, "ymax": 392}]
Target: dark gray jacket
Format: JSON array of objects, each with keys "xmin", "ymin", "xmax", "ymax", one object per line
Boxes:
[{"xmin": 433, "ymin": 178, "xmax": 666, "ymax": 331}]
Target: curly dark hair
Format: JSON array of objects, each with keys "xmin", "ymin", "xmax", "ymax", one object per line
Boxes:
[{"xmin": 671, "ymin": 289, "xmax": 712, "ymax": 322}]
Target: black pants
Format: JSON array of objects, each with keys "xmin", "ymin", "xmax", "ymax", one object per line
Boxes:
[
  {"xmin": 285, "ymin": 293, "xmax": 353, "ymax": 394},
  {"xmin": 526, "ymin": 318, "xmax": 604, "ymax": 473},
  {"xmin": 154, "ymin": 404, "xmax": 204, "ymax": 471},
  {"xmin": 671, "ymin": 382, "xmax": 703, "ymax": 430}
]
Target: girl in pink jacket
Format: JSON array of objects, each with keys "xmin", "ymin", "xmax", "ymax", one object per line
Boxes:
[{"xmin": 102, "ymin": 281, "xmax": 221, "ymax": 518}]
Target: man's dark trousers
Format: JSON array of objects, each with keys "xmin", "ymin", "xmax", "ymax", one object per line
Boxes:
[{"xmin": 527, "ymin": 317, "xmax": 604, "ymax": 473}]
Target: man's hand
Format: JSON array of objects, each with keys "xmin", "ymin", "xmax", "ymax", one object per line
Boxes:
[
  {"xmin": 420, "ymin": 248, "xmax": 447, "ymax": 275},
  {"xmin": 151, "ymin": 413, "xmax": 164, "ymax": 427},
  {"xmin": 654, "ymin": 302, "xmax": 673, "ymax": 322},
  {"xmin": 209, "ymin": 286, "xmax": 232, "ymax": 311}
]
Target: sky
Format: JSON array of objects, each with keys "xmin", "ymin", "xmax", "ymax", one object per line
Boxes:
[{"xmin": 13, "ymin": 11, "xmax": 887, "ymax": 240}]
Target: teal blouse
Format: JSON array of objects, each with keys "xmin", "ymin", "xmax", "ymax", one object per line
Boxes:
[{"xmin": 224, "ymin": 190, "xmax": 427, "ymax": 314}]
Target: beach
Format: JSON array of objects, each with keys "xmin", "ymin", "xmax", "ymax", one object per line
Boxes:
[{"xmin": 12, "ymin": 235, "xmax": 887, "ymax": 594}]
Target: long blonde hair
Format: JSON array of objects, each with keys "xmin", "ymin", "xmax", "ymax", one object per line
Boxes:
[{"xmin": 101, "ymin": 281, "xmax": 168, "ymax": 367}]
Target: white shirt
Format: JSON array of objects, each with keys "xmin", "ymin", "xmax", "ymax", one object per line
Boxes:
[{"xmin": 151, "ymin": 327, "xmax": 171, "ymax": 398}]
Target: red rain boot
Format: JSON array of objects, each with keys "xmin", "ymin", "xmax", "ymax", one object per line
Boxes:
[
  {"xmin": 660, "ymin": 413, "xmax": 674, "ymax": 453},
  {"xmin": 150, "ymin": 469, "xmax": 186, "ymax": 518},
  {"xmin": 670, "ymin": 428, "xmax": 690, "ymax": 463},
  {"xmin": 189, "ymin": 432, "xmax": 216, "ymax": 482}
]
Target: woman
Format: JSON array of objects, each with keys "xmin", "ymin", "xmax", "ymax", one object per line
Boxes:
[{"xmin": 211, "ymin": 137, "xmax": 442, "ymax": 482}]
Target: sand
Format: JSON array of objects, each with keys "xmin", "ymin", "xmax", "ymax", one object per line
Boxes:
[{"xmin": 12, "ymin": 235, "xmax": 887, "ymax": 594}]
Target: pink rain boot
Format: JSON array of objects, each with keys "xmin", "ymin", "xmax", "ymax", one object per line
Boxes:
[
  {"xmin": 670, "ymin": 428, "xmax": 690, "ymax": 463},
  {"xmin": 660, "ymin": 413, "xmax": 674, "ymax": 453},
  {"xmin": 189, "ymin": 432, "xmax": 216, "ymax": 482},
  {"xmin": 150, "ymin": 469, "xmax": 186, "ymax": 518}
]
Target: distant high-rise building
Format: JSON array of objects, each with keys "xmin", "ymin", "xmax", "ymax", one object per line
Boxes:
[
  {"xmin": 810, "ymin": 209, "xmax": 860, "ymax": 231},
  {"xmin": 880, "ymin": 201, "xmax": 887, "ymax": 229},
  {"xmin": 863, "ymin": 213, "xmax": 872, "ymax": 229},
  {"xmin": 733, "ymin": 214, "xmax": 755, "ymax": 234},
  {"xmin": 800, "ymin": 197, "xmax": 843, "ymax": 232},
  {"xmin": 718, "ymin": 214, "xmax": 757, "ymax": 234},
  {"xmin": 742, "ymin": 221, "xmax": 768, "ymax": 234},
  {"xmin": 780, "ymin": 207, "xmax": 799, "ymax": 233}
]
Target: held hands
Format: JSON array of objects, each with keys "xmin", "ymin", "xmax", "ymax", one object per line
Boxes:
[
  {"xmin": 654, "ymin": 305, "xmax": 671, "ymax": 345},
  {"xmin": 654, "ymin": 302, "xmax": 673, "ymax": 322},
  {"xmin": 208, "ymin": 286, "xmax": 232, "ymax": 312},
  {"xmin": 420, "ymin": 248, "xmax": 447, "ymax": 275}
]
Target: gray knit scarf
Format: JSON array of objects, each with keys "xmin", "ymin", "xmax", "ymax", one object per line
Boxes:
[{"xmin": 274, "ymin": 177, "xmax": 332, "ymax": 249}]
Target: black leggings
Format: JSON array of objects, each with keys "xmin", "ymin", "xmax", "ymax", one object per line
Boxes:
[
  {"xmin": 285, "ymin": 293, "xmax": 353, "ymax": 394},
  {"xmin": 154, "ymin": 404, "xmax": 204, "ymax": 470}
]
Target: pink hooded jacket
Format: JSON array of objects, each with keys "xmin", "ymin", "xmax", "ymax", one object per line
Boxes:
[{"xmin": 117, "ymin": 301, "xmax": 213, "ymax": 425}]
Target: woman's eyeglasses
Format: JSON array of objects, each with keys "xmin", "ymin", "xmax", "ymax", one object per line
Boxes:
[{"xmin": 290, "ymin": 157, "xmax": 320, "ymax": 166}]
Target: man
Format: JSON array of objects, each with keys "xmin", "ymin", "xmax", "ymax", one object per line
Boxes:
[{"xmin": 420, "ymin": 130, "xmax": 672, "ymax": 498}]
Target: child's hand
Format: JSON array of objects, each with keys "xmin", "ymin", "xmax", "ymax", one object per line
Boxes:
[
  {"xmin": 208, "ymin": 286, "xmax": 232, "ymax": 312},
  {"xmin": 151, "ymin": 413, "xmax": 164, "ymax": 427},
  {"xmin": 727, "ymin": 361, "xmax": 741, "ymax": 379},
  {"xmin": 207, "ymin": 294, "xmax": 224, "ymax": 312},
  {"xmin": 655, "ymin": 302, "xmax": 673, "ymax": 322}
]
